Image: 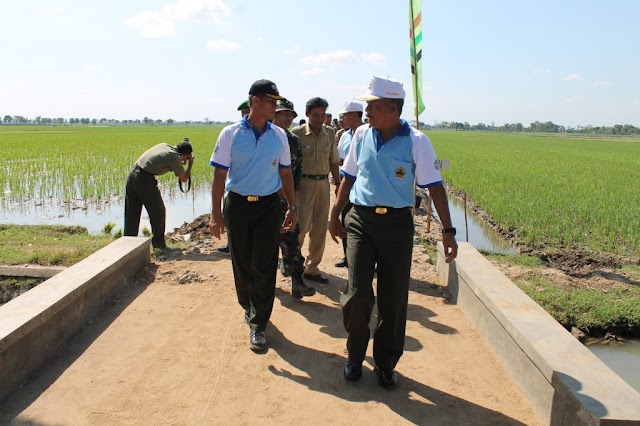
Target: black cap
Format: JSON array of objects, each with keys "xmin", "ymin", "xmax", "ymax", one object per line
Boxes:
[{"xmin": 248, "ymin": 79, "xmax": 284, "ymax": 100}]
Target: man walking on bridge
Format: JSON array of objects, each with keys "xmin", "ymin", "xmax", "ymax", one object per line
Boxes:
[{"xmin": 329, "ymin": 76, "xmax": 458, "ymax": 389}]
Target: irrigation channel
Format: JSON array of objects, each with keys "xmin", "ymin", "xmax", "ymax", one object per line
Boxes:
[{"xmin": 1, "ymin": 188, "xmax": 639, "ymax": 393}]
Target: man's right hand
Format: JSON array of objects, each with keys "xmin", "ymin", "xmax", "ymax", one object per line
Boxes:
[
  {"xmin": 209, "ymin": 210, "xmax": 225, "ymax": 239},
  {"xmin": 328, "ymin": 207, "xmax": 345, "ymax": 244}
]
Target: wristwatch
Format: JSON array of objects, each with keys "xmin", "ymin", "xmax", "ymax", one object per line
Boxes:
[
  {"xmin": 288, "ymin": 204, "xmax": 298, "ymax": 212},
  {"xmin": 443, "ymin": 227, "xmax": 457, "ymax": 236}
]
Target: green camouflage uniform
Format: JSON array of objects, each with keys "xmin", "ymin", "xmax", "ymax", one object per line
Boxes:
[{"xmin": 279, "ymin": 129, "xmax": 305, "ymax": 277}]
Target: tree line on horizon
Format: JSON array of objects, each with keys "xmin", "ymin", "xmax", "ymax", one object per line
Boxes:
[
  {"xmin": 413, "ymin": 120, "xmax": 640, "ymax": 135},
  {"xmin": 3, "ymin": 114, "xmax": 639, "ymax": 136}
]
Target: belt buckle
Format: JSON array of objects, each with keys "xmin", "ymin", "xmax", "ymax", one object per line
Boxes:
[
  {"xmin": 247, "ymin": 196, "xmax": 259, "ymax": 202},
  {"xmin": 375, "ymin": 207, "xmax": 387, "ymax": 214}
]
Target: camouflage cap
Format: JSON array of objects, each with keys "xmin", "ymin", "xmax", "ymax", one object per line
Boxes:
[{"xmin": 275, "ymin": 98, "xmax": 298, "ymax": 118}]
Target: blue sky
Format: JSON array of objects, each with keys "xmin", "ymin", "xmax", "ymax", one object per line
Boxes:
[{"xmin": 1, "ymin": 0, "xmax": 638, "ymax": 127}]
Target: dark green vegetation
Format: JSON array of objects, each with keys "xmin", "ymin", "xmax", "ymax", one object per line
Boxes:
[{"xmin": 0, "ymin": 276, "xmax": 44, "ymax": 305}]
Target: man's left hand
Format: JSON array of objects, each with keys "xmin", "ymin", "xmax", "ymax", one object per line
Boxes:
[
  {"xmin": 443, "ymin": 233, "xmax": 458, "ymax": 263},
  {"xmin": 282, "ymin": 209, "xmax": 298, "ymax": 232}
]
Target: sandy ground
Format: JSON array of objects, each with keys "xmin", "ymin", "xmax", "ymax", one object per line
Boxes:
[{"xmin": 0, "ymin": 209, "xmax": 541, "ymax": 425}]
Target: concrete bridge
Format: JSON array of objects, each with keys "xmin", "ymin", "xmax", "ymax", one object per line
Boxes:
[{"xmin": 1, "ymin": 236, "xmax": 640, "ymax": 425}]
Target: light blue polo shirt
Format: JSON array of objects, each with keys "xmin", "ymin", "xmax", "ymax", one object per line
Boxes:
[
  {"xmin": 209, "ymin": 116, "xmax": 291, "ymax": 196},
  {"xmin": 341, "ymin": 120, "xmax": 442, "ymax": 208},
  {"xmin": 337, "ymin": 128, "xmax": 354, "ymax": 163}
]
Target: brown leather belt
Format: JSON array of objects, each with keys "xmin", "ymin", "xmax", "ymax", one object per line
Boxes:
[{"xmin": 302, "ymin": 174, "xmax": 328, "ymax": 180}]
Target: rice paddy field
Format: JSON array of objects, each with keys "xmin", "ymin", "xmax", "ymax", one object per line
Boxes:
[
  {"xmin": 428, "ymin": 131, "xmax": 640, "ymax": 256},
  {"xmin": 1, "ymin": 125, "xmax": 222, "ymax": 206},
  {"xmin": 1, "ymin": 125, "xmax": 639, "ymax": 257}
]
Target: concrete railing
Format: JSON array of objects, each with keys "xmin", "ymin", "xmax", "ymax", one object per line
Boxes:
[
  {"xmin": 0, "ymin": 237, "xmax": 150, "ymax": 402},
  {"xmin": 437, "ymin": 242, "xmax": 640, "ymax": 425}
]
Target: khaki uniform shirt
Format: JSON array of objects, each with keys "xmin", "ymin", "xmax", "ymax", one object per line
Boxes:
[
  {"xmin": 291, "ymin": 123, "xmax": 339, "ymax": 175},
  {"xmin": 136, "ymin": 143, "xmax": 185, "ymax": 177},
  {"xmin": 335, "ymin": 128, "xmax": 346, "ymax": 146}
]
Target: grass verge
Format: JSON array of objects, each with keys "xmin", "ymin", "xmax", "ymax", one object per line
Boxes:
[
  {"xmin": 0, "ymin": 224, "xmax": 113, "ymax": 266},
  {"xmin": 484, "ymin": 251, "xmax": 640, "ymax": 337}
]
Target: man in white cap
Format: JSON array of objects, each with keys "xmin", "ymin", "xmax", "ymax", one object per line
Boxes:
[
  {"xmin": 329, "ymin": 76, "xmax": 458, "ymax": 389},
  {"xmin": 334, "ymin": 101, "xmax": 364, "ymax": 268}
]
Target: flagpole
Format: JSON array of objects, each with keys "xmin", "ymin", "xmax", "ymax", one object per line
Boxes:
[
  {"xmin": 410, "ymin": 0, "xmax": 422, "ymax": 219},
  {"xmin": 409, "ymin": 0, "xmax": 420, "ymax": 130}
]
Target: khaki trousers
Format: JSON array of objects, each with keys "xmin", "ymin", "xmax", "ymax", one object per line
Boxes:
[{"xmin": 297, "ymin": 178, "xmax": 329, "ymax": 275}]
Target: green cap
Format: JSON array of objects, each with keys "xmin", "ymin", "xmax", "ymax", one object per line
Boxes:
[
  {"xmin": 237, "ymin": 100, "xmax": 250, "ymax": 111},
  {"xmin": 275, "ymin": 98, "xmax": 298, "ymax": 118}
]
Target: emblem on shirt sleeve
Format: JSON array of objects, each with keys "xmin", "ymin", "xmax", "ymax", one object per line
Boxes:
[
  {"xmin": 272, "ymin": 158, "xmax": 278, "ymax": 167},
  {"xmin": 394, "ymin": 167, "xmax": 406, "ymax": 179},
  {"xmin": 434, "ymin": 159, "xmax": 440, "ymax": 170},
  {"xmin": 214, "ymin": 145, "xmax": 220, "ymax": 154}
]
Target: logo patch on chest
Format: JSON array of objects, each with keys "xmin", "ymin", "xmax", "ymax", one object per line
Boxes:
[{"xmin": 394, "ymin": 167, "xmax": 406, "ymax": 179}]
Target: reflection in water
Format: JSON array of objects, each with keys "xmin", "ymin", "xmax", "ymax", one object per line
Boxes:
[
  {"xmin": 2, "ymin": 189, "xmax": 518, "ymax": 255},
  {"xmin": 0, "ymin": 189, "xmax": 212, "ymax": 235},
  {"xmin": 588, "ymin": 339, "xmax": 640, "ymax": 393},
  {"xmin": 431, "ymin": 192, "xmax": 517, "ymax": 254}
]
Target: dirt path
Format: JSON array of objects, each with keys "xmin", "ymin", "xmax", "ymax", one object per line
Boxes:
[{"xmin": 0, "ymin": 210, "xmax": 540, "ymax": 425}]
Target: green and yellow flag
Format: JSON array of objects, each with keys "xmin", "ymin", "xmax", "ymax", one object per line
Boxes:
[{"xmin": 409, "ymin": 0, "xmax": 426, "ymax": 117}]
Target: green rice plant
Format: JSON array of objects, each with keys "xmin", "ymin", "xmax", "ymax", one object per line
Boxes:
[
  {"xmin": 141, "ymin": 226, "xmax": 151, "ymax": 237},
  {"xmin": 102, "ymin": 221, "xmax": 116, "ymax": 235},
  {"xmin": 428, "ymin": 131, "xmax": 640, "ymax": 255}
]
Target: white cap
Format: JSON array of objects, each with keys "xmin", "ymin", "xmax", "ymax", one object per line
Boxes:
[
  {"xmin": 355, "ymin": 76, "xmax": 405, "ymax": 101},
  {"xmin": 339, "ymin": 101, "xmax": 364, "ymax": 114}
]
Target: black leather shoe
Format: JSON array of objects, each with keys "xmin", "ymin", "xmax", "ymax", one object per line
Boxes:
[
  {"xmin": 343, "ymin": 361, "xmax": 362, "ymax": 382},
  {"xmin": 334, "ymin": 257, "xmax": 348, "ymax": 268},
  {"xmin": 249, "ymin": 330, "xmax": 267, "ymax": 352},
  {"xmin": 292, "ymin": 277, "xmax": 316, "ymax": 299},
  {"xmin": 217, "ymin": 244, "xmax": 229, "ymax": 253},
  {"xmin": 303, "ymin": 273, "xmax": 329, "ymax": 283},
  {"xmin": 374, "ymin": 366, "xmax": 397, "ymax": 389}
]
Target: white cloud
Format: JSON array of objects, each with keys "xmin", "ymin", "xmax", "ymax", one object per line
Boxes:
[
  {"xmin": 593, "ymin": 80, "xmax": 612, "ymax": 88},
  {"xmin": 360, "ymin": 52, "xmax": 387, "ymax": 66},
  {"xmin": 300, "ymin": 50, "xmax": 358, "ymax": 65},
  {"xmin": 124, "ymin": 11, "xmax": 176, "ymax": 38},
  {"xmin": 206, "ymin": 39, "xmax": 240, "ymax": 52},
  {"xmin": 83, "ymin": 64, "xmax": 99, "ymax": 73},
  {"xmin": 124, "ymin": 0, "xmax": 229, "ymax": 38},
  {"xmin": 163, "ymin": 0, "xmax": 230, "ymax": 24},
  {"xmin": 565, "ymin": 73, "xmax": 583, "ymax": 81},
  {"xmin": 301, "ymin": 68, "xmax": 328, "ymax": 77},
  {"xmin": 282, "ymin": 43, "xmax": 301, "ymax": 55}
]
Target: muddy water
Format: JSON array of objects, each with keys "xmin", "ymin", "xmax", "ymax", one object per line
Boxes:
[
  {"xmin": 0, "ymin": 190, "xmax": 211, "ymax": 235},
  {"xmin": 429, "ymin": 192, "xmax": 518, "ymax": 254},
  {"xmin": 588, "ymin": 339, "xmax": 640, "ymax": 393}
]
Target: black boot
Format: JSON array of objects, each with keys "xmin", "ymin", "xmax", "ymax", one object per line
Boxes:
[{"xmin": 292, "ymin": 274, "xmax": 316, "ymax": 299}]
